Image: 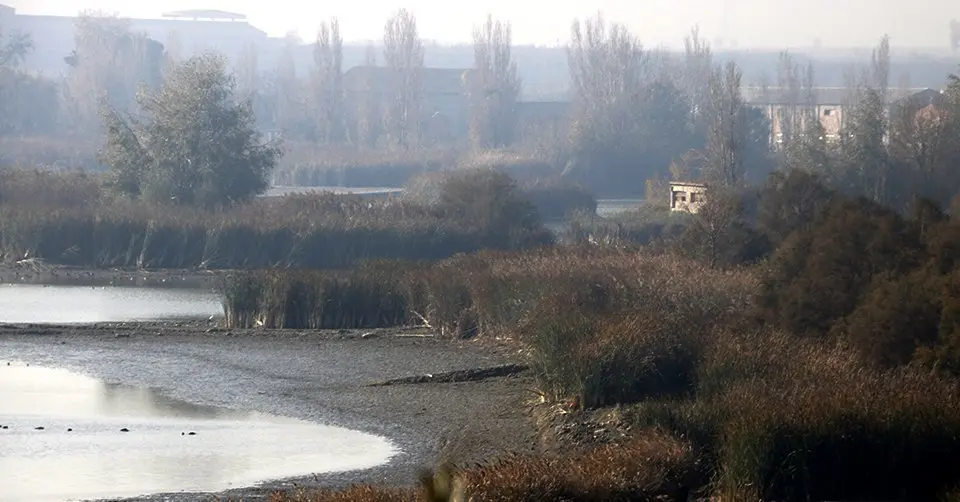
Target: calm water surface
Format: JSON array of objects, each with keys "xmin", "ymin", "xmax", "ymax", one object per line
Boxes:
[
  {"xmin": 0, "ymin": 284, "xmax": 222, "ymax": 323},
  {"xmin": 0, "ymin": 363, "xmax": 397, "ymax": 502},
  {"xmin": 264, "ymin": 186, "xmax": 644, "ymax": 217}
]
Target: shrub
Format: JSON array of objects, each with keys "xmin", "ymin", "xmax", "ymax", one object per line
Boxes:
[
  {"xmin": 756, "ymin": 196, "xmax": 923, "ymax": 336},
  {"xmin": 518, "ymin": 180, "xmax": 596, "ymax": 222}
]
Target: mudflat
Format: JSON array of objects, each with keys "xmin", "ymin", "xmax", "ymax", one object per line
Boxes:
[{"xmin": 0, "ymin": 321, "xmax": 539, "ymax": 501}]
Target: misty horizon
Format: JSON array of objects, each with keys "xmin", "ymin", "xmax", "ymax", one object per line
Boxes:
[{"xmin": 3, "ymin": 0, "xmax": 957, "ymax": 50}]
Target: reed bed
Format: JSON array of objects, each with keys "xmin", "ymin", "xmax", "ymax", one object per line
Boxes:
[{"xmin": 0, "ymin": 167, "xmax": 553, "ymax": 269}]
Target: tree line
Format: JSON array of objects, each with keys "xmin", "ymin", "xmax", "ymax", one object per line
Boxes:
[{"xmin": 4, "ymin": 12, "xmax": 960, "ymax": 206}]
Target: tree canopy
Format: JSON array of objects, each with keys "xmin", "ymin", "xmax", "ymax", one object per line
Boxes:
[{"xmin": 99, "ymin": 52, "xmax": 281, "ymax": 207}]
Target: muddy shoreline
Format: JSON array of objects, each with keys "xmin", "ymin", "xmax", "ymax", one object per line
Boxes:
[
  {"xmin": 0, "ymin": 320, "xmax": 540, "ymax": 501},
  {"xmin": 0, "ymin": 263, "xmax": 223, "ymax": 290}
]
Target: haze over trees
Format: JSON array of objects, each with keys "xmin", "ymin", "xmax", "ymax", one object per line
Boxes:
[
  {"xmin": 100, "ymin": 53, "xmax": 280, "ymax": 207},
  {"xmin": 0, "ymin": 10, "xmax": 959, "ymax": 210}
]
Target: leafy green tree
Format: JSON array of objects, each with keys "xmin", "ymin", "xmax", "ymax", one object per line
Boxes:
[{"xmin": 100, "ymin": 53, "xmax": 281, "ymax": 207}]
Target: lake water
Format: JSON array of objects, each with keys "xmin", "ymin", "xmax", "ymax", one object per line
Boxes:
[
  {"xmin": 266, "ymin": 186, "xmax": 644, "ymax": 217},
  {"xmin": 0, "ymin": 363, "xmax": 397, "ymax": 502},
  {"xmin": 596, "ymin": 198, "xmax": 645, "ymax": 217},
  {"xmin": 0, "ymin": 284, "xmax": 223, "ymax": 324}
]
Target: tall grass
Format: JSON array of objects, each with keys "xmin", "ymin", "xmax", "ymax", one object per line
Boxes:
[
  {"xmin": 220, "ymin": 246, "xmax": 755, "ymax": 341},
  {"xmin": 270, "ymin": 429, "xmax": 697, "ymax": 502},
  {"xmin": 0, "ymin": 167, "xmax": 552, "ymax": 269}
]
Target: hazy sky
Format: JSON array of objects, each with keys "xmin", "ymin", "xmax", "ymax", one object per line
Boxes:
[{"xmin": 5, "ymin": 0, "xmax": 953, "ymax": 48}]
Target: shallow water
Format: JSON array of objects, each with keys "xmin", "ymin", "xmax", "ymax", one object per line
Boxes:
[
  {"xmin": 0, "ymin": 363, "xmax": 397, "ymax": 502},
  {"xmin": 596, "ymin": 198, "xmax": 644, "ymax": 217},
  {"xmin": 0, "ymin": 284, "xmax": 222, "ymax": 324}
]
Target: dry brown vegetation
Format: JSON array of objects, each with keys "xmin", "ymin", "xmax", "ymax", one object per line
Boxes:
[
  {"xmin": 0, "ymin": 167, "xmax": 552, "ymax": 269},
  {"xmin": 240, "ymin": 192, "xmax": 960, "ymax": 499},
  {"xmin": 269, "ymin": 429, "xmax": 696, "ymax": 502}
]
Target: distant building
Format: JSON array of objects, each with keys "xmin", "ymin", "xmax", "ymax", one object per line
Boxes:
[
  {"xmin": 669, "ymin": 181, "xmax": 709, "ymax": 214},
  {"xmin": 889, "ymin": 88, "xmax": 944, "ymax": 118},
  {"xmin": 743, "ymin": 86, "xmax": 938, "ymax": 146},
  {"xmin": 0, "ymin": 4, "xmax": 269, "ymax": 75}
]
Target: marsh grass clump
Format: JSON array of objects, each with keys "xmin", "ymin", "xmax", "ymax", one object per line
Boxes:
[
  {"xmin": 449, "ymin": 430, "xmax": 697, "ymax": 501},
  {"xmin": 222, "ymin": 264, "xmax": 414, "ymax": 329}
]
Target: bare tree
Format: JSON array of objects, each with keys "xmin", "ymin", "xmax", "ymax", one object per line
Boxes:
[
  {"xmin": 704, "ymin": 62, "xmax": 746, "ymax": 187},
  {"xmin": 63, "ymin": 13, "xmax": 163, "ymax": 135},
  {"xmin": 565, "ymin": 16, "xmax": 646, "ymax": 174},
  {"xmin": 0, "ymin": 29, "xmax": 59, "ymax": 136},
  {"xmin": 353, "ymin": 42, "xmax": 383, "ymax": 148},
  {"xmin": 272, "ymin": 32, "xmax": 302, "ymax": 136},
  {"xmin": 871, "ymin": 34, "xmax": 891, "ymax": 102},
  {"xmin": 383, "ymin": 9, "xmax": 423, "ymax": 148},
  {"xmin": 469, "ymin": 15, "xmax": 520, "ymax": 150},
  {"xmin": 0, "ymin": 28, "xmax": 32, "ymax": 68},
  {"xmin": 681, "ymin": 25, "xmax": 712, "ymax": 129},
  {"xmin": 313, "ymin": 18, "xmax": 344, "ymax": 143},
  {"xmin": 776, "ymin": 52, "xmax": 803, "ymax": 149},
  {"xmin": 162, "ymin": 31, "xmax": 182, "ymax": 73},
  {"xmin": 235, "ymin": 42, "xmax": 259, "ymax": 97}
]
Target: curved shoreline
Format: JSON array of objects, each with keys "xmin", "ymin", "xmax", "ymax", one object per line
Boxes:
[{"xmin": 0, "ymin": 321, "xmax": 538, "ymax": 501}]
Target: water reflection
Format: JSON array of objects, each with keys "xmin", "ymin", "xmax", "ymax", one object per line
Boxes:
[
  {"xmin": 0, "ymin": 284, "xmax": 222, "ymax": 323},
  {"xmin": 0, "ymin": 364, "xmax": 396, "ymax": 502}
]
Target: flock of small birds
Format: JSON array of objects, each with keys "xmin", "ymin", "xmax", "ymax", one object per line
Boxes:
[
  {"xmin": 0, "ymin": 424, "xmax": 198, "ymax": 435},
  {"xmin": 3, "ymin": 362, "xmax": 203, "ymax": 438}
]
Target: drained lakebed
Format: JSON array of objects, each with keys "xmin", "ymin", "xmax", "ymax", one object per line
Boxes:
[
  {"xmin": 0, "ymin": 363, "xmax": 397, "ymax": 502},
  {"xmin": 0, "ymin": 276, "xmax": 535, "ymax": 501}
]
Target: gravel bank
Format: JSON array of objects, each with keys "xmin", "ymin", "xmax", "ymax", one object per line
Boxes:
[{"xmin": 0, "ymin": 322, "xmax": 539, "ymax": 501}]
